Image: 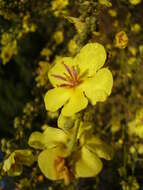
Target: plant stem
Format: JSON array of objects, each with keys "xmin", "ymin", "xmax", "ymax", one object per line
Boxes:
[{"xmin": 68, "ymin": 119, "xmax": 80, "ymax": 153}]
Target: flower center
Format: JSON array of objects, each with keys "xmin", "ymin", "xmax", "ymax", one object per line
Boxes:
[
  {"xmin": 52, "ymin": 61, "xmax": 85, "ymax": 88},
  {"xmin": 54, "ymin": 156, "xmax": 71, "ymax": 185}
]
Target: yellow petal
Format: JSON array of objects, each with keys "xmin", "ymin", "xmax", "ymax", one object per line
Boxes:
[
  {"xmin": 38, "ymin": 149, "xmax": 59, "ymax": 180},
  {"xmin": 3, "ymin": 152, "xmax": 23, "ymax": 176},
  {"xmin": 43, "ymin": 126, "xmax": 69, "ymax": 148},
  {"xmin": 74, "ymin": 43, "xmax": 106, "ymax": 77},
  {"xmin": 48, "ymin": 57, "xmax": 75, "ymax": 87},
  {"xmin": 44, "ymin": 87, "xmax": 71, "ymax": 112},
  {"xmin": 3, "ymin": 153, "xmax": 15, "ymax": 172},
  {"xmin": 38, "ymin": 148, "xmax": 66, "ymax": 180},
  {"xmin": 8, "ymin": 165, "xmax": 23, "ymax": 176},
  {"xmin": 3, "ymin": 150, "xmax": 34, "ymax": 176},
  {"xmin": 58, "ymin": 113, "xmax": 76, "ymax": 130},
  {"xmin": 82, "ymin": 68, "xmax": 113, "ymax": 105},
  {"xmin": 14, "ymin": 150, "xmax": 35, "ymax": 166},
  {"xmin": 77, "ymin": 122, "xmax": 92, "ymax": 140},
  {"xmin": 75, "ymin": 146, "xmax": 103, "ymax": 178},
  {"xmin": 61, "ymin": 89, "xmax": 88, "ymax": 116},
  {"xmin": 29, "ymin": 126, "xmax": 69, "ymax": 149},
  {"xmin": 28, "ymin": 131, "xmax": 45, "ymax": 149},
  {"xmin": 85, "ymin": 136, "xmax": 113, "ymax": 160}
]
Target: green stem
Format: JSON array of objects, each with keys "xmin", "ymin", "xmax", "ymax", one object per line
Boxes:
[
  {"xmin": 122, "ymin": 124, "xmax": 127, "ymax": 179},
  {"xmin": 68, "ymin": 119, "xmax": 80, "ymax": 153}
]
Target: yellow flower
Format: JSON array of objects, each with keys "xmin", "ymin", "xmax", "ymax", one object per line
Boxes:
[
  {"xmin": 51, "ymin": 0, "xmax": 69, "ymax": 10},
  {"xmin": 53, "ymin": 31, "xmax": 64, "ymax": 44},
  {"xmin": 44, "ymin": 43, "xmax": 113, "ymax": 116},
  {"xmin": 98, "ymin": 0, "xmax": 112, "ymax": 7},
  {"xmin": 3, "ymin": 150, "xmax": 34, "ymax": 176},
  {"xmin": 128, "ymin": 57, "xmax": 136, "ymax": 65},
  {"xmin": 128, "ymin": 46, "xmax": 137, "ymax": 56},
  {"xmin": 115, "ymin": 31, "xmax": 128, "ymax": 49},
  {"xmin": 108, "ymin": 9, "xmax": 117, "ymax": 17},
  {"xmin": 28, "ymin": 125, "xmax": 71, "ymax": 184},
  {"xmin": 131, "ymin": 23, "xmax": 141, "ymax": 33},
  {"xmin": 36, "ymin": 61, "xmax": 51, "ymax": 87},
  {"xmin": 41, "ymin": 48, "xmax": 52, "ymax": 57},
  {"xmin": 74, "ymin": 132, "xmax": 112, "ymax": 178},
  {"xmin": 68, "ymin": 40, "xmax": 78, "ymax": 54},
  {"xmin": 22, "ymin": 13, "xmax": 36, "ymax": 33},
  {"xmin": 129, "ymin": 0, "xmax": 141, "ymax": 5},
  {"xmin": 51, "ymin": 0, "xmax": 69, "ymax": 16},
  {"xmin": 1, "ymin": 40, "xmax": 18, "ymax": 65},
  {"xmin": 1, "ymin": 33, "xmax": 11, "ymax": 45},
  {"xmin": 65, "ymin": 16, "xmax": 85, "ymax": 34},
  {"xmin": 128, "ymin": 108, "xmax": 143, "ymax": 138},
  {"xmin": 28, "ymin": 123, "xmax": 112, "ymax": 183}
]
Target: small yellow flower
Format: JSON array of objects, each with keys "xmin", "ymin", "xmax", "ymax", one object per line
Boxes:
[
  {"xmin": 44, "ymin": 43, "xmax": 113, "ymax": 116},
  {"xmin": 65, "ymin": 16, "xmax": 85, "ymax": 34},
  {"xmin": 129, "ymin": 0, "xmax": 141, "ymax": 5},
  {"xmin": 128, "ymin": 57, "xmax": 136, "ymax": 65},
  {"xmin": 128, "ymin": 108, "xmax": 143, "ymax": 138},
  {"xmin": 51, "ymin": 0, "xmax": 69, "ymax": 10},
  {"xmin": 68, "ymin": 40, "xmax": 78, "ymax": 54},
  {"xmin": 40, "ymin": 48, "xmax": 52, "ymax": 58},
  {"xmin": 22, "ymin": 13, "xmax": 36, "ymax": 33},
  {"xmin": 1, "ymin": 40, "xmax": 18, "ymax": 65},
  {"xmin": 3, "ymin": 150, "xmax": 34, "ymax": 176},
  {"xmin": 113, "ymin": 20, "xmax": 119, "ymax": 28},
  {"xmin": 128, "ymin": 46, "xmax": 137, "ymax": 56},
  {"xmin": 1, "ymin": 33, "xmax": 11, "ymax": 45},
  {"xmin": 51, "ymin": 0, "xmax": 69, "ymax": 16},
  {"xmin": 36, "ymin": 61, "xmax": 51, "ymax": 87},
  {"xmin": 28, "ymin": 123, "xmax": 112, "ymax": 183},
  {"xmin": 108, "ymin": 9, "xmax": 117, "ymax": 17},
  {"xmin": 115, "ymin": 31, "xmax": 128, "ymax": 49},
  {"xmin": 131, "ymin": 23, "xmax": 141, "ymax": 33},
  {"xmin": 98, "ymin": 0, "xmax": 112, "ymax": 7},
  {"xmin": 53, "ymin": 31, "xmax": 64, "ymax": 44}
]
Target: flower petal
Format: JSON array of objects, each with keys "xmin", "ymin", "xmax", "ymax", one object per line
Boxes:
[
  {"xmin": 74, "ymin": 43, "xmax": 106, "ymax": 77},
  {"xmin": 38, "ymin": 149, "xmax": 59, "ymax": 180},
  {"xmin": 58, "ymin": 113, "xmax": 76, "ymax": 130},
  {"xmin": 48, "ymin": 57, "xmax": 75, "ymax": 87},
  {"xmin": 14, "ymin": 150, "xmax": 35, "ymax": 166},
  {"xmin": 3, "ymin": 151, "xmax": 23, "ymax": 176},
  {"xmin": 43, "ymin": 126, "xmax": 69, "ymax": 148},
  {"xmin": 61, "ymin": 89, "xmax": 88, "ymax": 116},
  {"xmin": 3, "ymin": 150, "xmax": 34, "ymax": 176},
  {"xmin": 29, "ymin": 126, "xmax": 69, "ymax": 149},
  {"xmin": 28, "ymin": 132, "xmax": 45, "ymax": 150},
  {"xmin": 3, "ymin": 153, "xmax": 15, "ymax": 172},
  {"xmin": 38, "ymin": 148, "xmax": 67, "ymax": 180},
  {"xmin": 44, "ymin": 87, "xmax": 71, "ymax": 112},
  {"xmin": 85, "ymin": 136, "xmax": 113, "ymax": 160},
  {"xmin": 82, "ymin": 68, "xmax": 113, "ymax": 105},
  {"xmin": 75, "ymin": 146, "xmax": 103, "ymax": 178}
]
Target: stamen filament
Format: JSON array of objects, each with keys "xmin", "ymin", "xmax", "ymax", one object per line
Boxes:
[
  {"xmin": 64, "ymin": 72, "xmax": 72, "ymax": 81},
  {"xmin": 52, "ymin": 61, "xmax": 86, "ymax": 88},
  {"xmin": 52, "ymin": 74, "xmax": 68, "ymax": 82},
  {"xmin": 72, "ymin": 66, "xmax": 78, "ymax": 81},
  {"xmin": 62, "ymin": 61, "xmax": 75, "ymax": 80}
]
